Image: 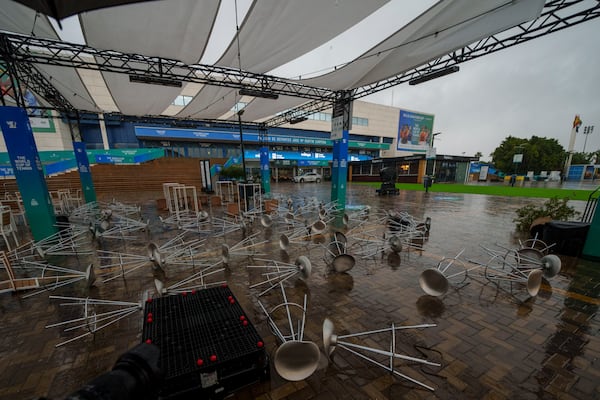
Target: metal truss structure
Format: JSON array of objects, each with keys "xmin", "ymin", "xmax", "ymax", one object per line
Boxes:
[
  {"xmin": 0, "ymin": 35, "xmax": 75, "ymax": 112},
  {"xmin": 0, "ymin": 0, "xmax": 598, "ymax": 127},
  {"xmin": 265, "ymin": 0, "xmax": 600, "ymax": 126},
  {"xmin": 0, "ymin": 31, "xmax": 335, "ymax": 102}
]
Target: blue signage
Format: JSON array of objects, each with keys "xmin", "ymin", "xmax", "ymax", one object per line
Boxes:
[
  {"xmin": 331, "ymin": 134, "xmax": 349, "ymax": 210},
  {"xmin": 73, "ymin": 141, "xmax": 97, "ymax": 203},
  {"xmin": 95, "ymin": 154, "xmax": 125, "ymax": 164},
  {"xmin": 243, "ymin": 150, "xmax": 370, "ymax": 162},
  {"xmin": 0, "ymin": 106, "xmax": 57, "ymax": 240},
  {"xmin": 0, "ymin": 166, "xmax": 14, "ymax": 176},
  {"xmin": 44, "ymin": 159, "xmax": 77, "ymax": 175},
  {"xmin": 134, "ymin": 126, "xmax": 389, "ymax": 150},
  {"xmin": 260, "ymin": 146, "xmax": 271, "ymax": 194}
]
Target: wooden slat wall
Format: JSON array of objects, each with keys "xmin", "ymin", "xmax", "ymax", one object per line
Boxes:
[{"xmin": 0, "ymin": 158, "xmax": 227, "ymax": 197}]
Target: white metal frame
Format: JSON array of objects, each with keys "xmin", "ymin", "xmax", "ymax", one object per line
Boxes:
[{"xmin": 216, "ymin": 181, "xmax": 236, "ymax": 204}]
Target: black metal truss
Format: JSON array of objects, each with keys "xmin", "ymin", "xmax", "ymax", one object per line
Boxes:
[
  {"xmin": 0, "ymin": 32, "xmax": 336, "ymax": 103},
  {"xmin": 0, "ymin": 34, "xmax": 26, "ymax": 108},
  {"xmin": 258, "ymin": 125, "xmax": 268, "ymax": 147},
  {"xmin": 13, "ymin": 59, "xmax": 76, "ymax": 112},
  {"xmin": 264, "ymin": 99, "xmax": 334, "ymax": 127},
  {"xmin": 0, "ymin": 0, "xmax": 597, "ymax": 128},
  {"xmin": 58, "ymin": 110, "xmax": 263, "ymax": 133},
  {"xmin": 353, "ymin": 0, "xmax": 600, "ymax": 99},
  {"xmin": 0, "ymin": 35, "xmax": 75, "ymax": 114},
  {"xmin": 267, "ymin": 0, "xmax": 600, "ymax": 126}
]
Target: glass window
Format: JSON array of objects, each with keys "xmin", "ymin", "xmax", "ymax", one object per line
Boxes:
[
  {"xmin": 398, "ymin": 163, "xmax": 411, "ymax": 175},
  {"xmin": 352, "ymin": 116, "xmax": 369, "ymax": 126},
  {"xmin": 352, "ymin": 164, "xmax": 364, "ymax": 176},
  {"xmin": 308, "ymin": 112, "xmax": 332, "ymax": 122},
  {"xmin": 172, "ymin": 95, "xmax": 193, "ymax": 106},
  {"xmin": 231, "ymin": 102, "xmax": 247, "ymax": 113}
]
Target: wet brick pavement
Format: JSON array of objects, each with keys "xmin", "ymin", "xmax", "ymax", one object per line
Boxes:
[{"xmin": 0, "ymin": 183, "xmax": 598, "ymax": 400}]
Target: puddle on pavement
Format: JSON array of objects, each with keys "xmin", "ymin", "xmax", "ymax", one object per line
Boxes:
[{"xmin": 1, "ymin": 182, "xmax": 598, "ymax": 399}]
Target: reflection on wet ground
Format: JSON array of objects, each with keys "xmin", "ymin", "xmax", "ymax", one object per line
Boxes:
[{"xmin": 1, "ymin": 182, "xmax": 598, "ymax": 399}]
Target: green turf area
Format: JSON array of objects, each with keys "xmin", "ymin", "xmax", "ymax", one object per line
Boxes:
[{"xmin": 355, "ymin": 182, "xmax": 596, "ymax": 201}]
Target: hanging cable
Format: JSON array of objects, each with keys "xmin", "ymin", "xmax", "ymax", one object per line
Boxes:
[
  {"xmin": 234, "ymin": 0, "xmax": 242, "ymax": 72},
  {"xmin": 30, "ymin": 12, "xmax": 39, "ymax": 36}
]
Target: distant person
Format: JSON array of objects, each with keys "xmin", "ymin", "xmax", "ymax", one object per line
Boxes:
[
  {"xmin": 418, "ymin": 127, "xmax": 429, "ymax": 145},
  {"xmin": 510, "ymin": 174, "xmax": 516, "ymax": 187},
  {"xmin": 399, "ymin": 125, "xmax": 411, "ymax": 144}
]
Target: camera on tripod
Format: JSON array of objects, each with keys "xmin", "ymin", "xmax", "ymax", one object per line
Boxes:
[{"xmin": 41, "ymin": 343, "xmax": 162, "ymax": 400}]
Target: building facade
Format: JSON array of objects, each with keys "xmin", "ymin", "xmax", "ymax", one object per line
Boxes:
[{"xmin": 0, "ymin": 100, "xmax": 472, "ymax": 182}]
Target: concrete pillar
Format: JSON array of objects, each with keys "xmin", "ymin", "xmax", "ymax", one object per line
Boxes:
[{"xmin": 99, "ymin": 113, "xmax": 110, "ymax": 150}]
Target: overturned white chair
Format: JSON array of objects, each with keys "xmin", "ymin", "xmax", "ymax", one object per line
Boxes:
[{"xmin": 0, "ymin": 206, "xmax": 19, "ymax": 251}]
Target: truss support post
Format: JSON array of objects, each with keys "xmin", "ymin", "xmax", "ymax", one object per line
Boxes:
[
  {"xmin": 67, "ymin": 115, "xmax": 97, "ymax": 204},
  {"xmin": 73, "ymin": 141, "xmax": 97, "ymax": 203},
  {"xmin": 330, "ymin": 91, "xmax": 353, "ymax": 212},
  {"xmin": 259, "ymin": 125, "xmax": 271, "ymax": 195},
  {"xmin": 0, "ymin": 106, "xmax": 57, "ymax": 240},
  {"xmin": 583, "ymin": 200, "xmax": 600, "ymax": 261}
]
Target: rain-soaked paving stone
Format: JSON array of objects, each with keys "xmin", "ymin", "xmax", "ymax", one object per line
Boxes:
[{"xmin": 1, "ymin": 182, "xmax": 599, "ymax": 399}]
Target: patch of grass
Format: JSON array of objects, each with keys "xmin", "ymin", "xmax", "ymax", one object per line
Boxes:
[{"xmin": 355, "ymin": 182, "xmax": 594, "ymax": 201}]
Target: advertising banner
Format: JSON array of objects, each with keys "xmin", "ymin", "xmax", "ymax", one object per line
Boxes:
[
  {"xmin": 1, "ymin": 64, "xmax": 56, "ymax": 133},
  {"xmin": 584, "ymin": 165, "xmax": 595, "ymax": 180},
  {"xmin": 0, "ymin": 106, "xmax": 57, "ymax": 240},
  {"xmin": 73, "ymin": 141, "xmax": 97, "ymax": 203},
  {"xmin": 479, "ymin": 165, "xmax": 489, "ymax": 181},
  {"xmin": 397, "ymin": 109, "xmax": 435, "ymax": 153},
  {"xmin": 135, "ymin": 126, "xmax": 389, "ymax": 149},
  {"xmin": 260, "ymin": 146, "xmax": 271, "ymax": 194}
]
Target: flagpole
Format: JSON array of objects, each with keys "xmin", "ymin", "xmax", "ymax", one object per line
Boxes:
[{"xmin": 564, "ymin": 115, "xmax": 582, "ymax": 181}]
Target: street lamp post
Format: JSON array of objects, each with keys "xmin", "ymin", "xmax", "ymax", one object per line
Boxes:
[
  {"xmin": 237, "ymin": 109, "xmax": 247, "ymax": 182},
  {"xmin": 431, "ymin": 132, "xmax": 442, "ymax": 148},
  {"xmin": 513, "ymin": 145, "xmax": 524, "ymax": 175},
  {"xmin": 430, "ymin": 132, "xmax": 442, "ymax": 177},
  {"xmin": 583, "ymin": 125, "xmax": 595, "ymax": 153}
]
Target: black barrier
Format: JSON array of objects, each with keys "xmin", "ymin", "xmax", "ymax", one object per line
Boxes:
[
  {"xmin": 39, "ymin": 344, "xmax": 163, "ymax": 400},
  {"xmin": 543, "ymin": 220, "xmax": 591, "ymax": 257},
  {"xmin": 423, "ymin": 176, "xmax": 433, "ymax": 192}
]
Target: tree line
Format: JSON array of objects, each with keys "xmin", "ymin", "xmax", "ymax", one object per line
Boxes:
[{"xmin": 486, "ymin": 135, "xmax": 598, "ymax": 175}]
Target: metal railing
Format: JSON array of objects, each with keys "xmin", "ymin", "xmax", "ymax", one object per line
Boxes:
[{"xmin": 581, "ymin": 185, "xmax": 600, "ymax": 223}]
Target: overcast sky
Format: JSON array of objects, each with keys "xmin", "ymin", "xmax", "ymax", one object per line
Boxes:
[
  {"xmin": 364, "ymin": 15, "xmax": 600, "ymax": 161},
  {"xmin": 49, "ymin": 1, "xmax": 600, "ymax": 162}
]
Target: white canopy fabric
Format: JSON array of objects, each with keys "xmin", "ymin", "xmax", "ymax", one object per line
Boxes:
[
  {"xmin": 0, "ymin": 1, "xmax": 58, "ymax": 38},
  {"xmin": 1, "ymin": 0, "xmax": 545, "ymax": 122},
  {"xmin": 300, "ymin": 0, "xmax": 546, "ymax": 90},
  {"xmin": 80, "ymin": 0, "xmax": 220, "ymax": 64},
  {"xmin": 177, "ymin": 0, "xmax": 388, "ymax": 119}
]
